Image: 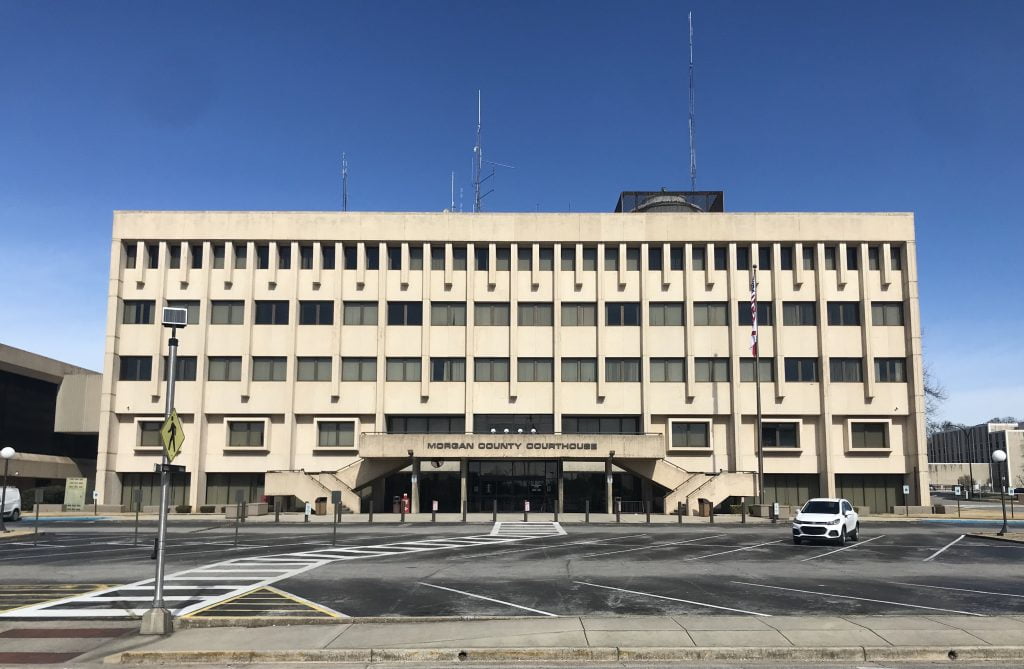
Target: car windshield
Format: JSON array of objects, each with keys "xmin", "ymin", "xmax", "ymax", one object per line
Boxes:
[{"xmin": 801, "ymin": 501, "xmax": 839, "ymax": 514}]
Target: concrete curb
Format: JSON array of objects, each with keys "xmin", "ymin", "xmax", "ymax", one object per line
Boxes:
[
  {"xmin": 106, "ymin": 645, "xmax": 1024, "ymax": 665},
  {"xmin": 968, "ymin": 532, "xmax": 1024, "ymax": 544},
  {"xmin": 177, "ymin": 615, "xmax": 542, "ymax": 629}
]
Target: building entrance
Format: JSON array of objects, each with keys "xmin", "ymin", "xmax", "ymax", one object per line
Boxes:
[{"xmin": 468, "ymin": 460, "xmax": 558, "ymax": 513}]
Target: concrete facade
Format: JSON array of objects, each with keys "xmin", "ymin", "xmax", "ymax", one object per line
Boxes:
[
  {"xmin": 97, "ymin": 208, "xmax": 929, "ymax": 512},
  {"xmin": 928, "ymin": 422, "xmax": 1023, "ymax": 491}
]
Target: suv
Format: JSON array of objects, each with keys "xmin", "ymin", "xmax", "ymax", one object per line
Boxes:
[{"xmin": 792, "ymin": 498, "xmax": 859, "ymax": 545}]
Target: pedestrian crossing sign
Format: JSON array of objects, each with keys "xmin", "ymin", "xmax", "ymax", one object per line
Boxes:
[{"xmin": 160, "ymin": 410, "xmax": 185, "ymax": 462}]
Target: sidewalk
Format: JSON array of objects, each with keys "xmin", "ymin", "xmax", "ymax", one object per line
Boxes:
[{"xmin": 68, "ymin": 614, "xmax": 1024, "ymax": 664}]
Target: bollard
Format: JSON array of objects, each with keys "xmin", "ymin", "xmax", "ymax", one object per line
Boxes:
[
  {"xmin": 709, "ymin": 506, "xmax": 715, "ymax": 524},
  {"xmin": 741, "ymin": 504, "xmax": 747, "ymax": 524},
  {"xmin": 332, "ymin": 504, "xmax": 339, "ymax": 546},
  {"xmin": 646, "ymin": 508, "xmax": 651, "ymax": 524},
  {"xmin": 400, "ymin": 504, "xmax": 405, "ymax": 523},
  {"xmin": 431, "ymin": 502, "xmax": 437, "ymax": 523},
  {"xmin": 235, "ymin": 502, "xmax": 242, "ymax": 546},
  {"xmin": 462, "ymin": 500, "xmax": 467, "ymax": 523},
  {"xmin": 369, "ymin": 500, "xmax": 374, "ymax": 524},
  {"xmin": 274, "ymin": 497, "xmax": 281, "ymax": 523},
  {"xmin": 615, "ymin": 499, "xmax": 621, "ymax": 523},
  {"xmin": 524, "ymin": 501, "xmax": 529, "ymax": 522},
  {"xmin": 492, "ymin": 498, "xmax": 497, "ymax": 523},
  {"xmin": 585, "ymin": 499, "xmax": 590, "ymax": 524},
  {"xmin": 150, "ymin": 537, "xmax": 159, "ymax": 560},
  {"xmin": 677, "ymin": 501, "xmax": 683, "ymax": 524},
  {"xmin": 134, "ymin": 499, "xmax": 140, "ymax": 546},
  {"xmin": 304, "ymin": 502, "xmax": 311, "ymax": 523},
  {"xmin": 554, "ymin": 499, "xmax": 559, "ymax": 523},
  {"xmin": 34, "ymin": 491, "xmax": 41, "ymax": 546}
]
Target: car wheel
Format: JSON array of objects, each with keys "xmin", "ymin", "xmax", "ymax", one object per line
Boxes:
[
  {"xmin": 793, "ymin": 537, "xmax": 802, "ymax": 545},
  {"xmin": 836, "ymin": 528, "xmax": 846, "ymax": 546},
  {"xmin": 850, "ymin": 523, "xmax": 859, "ymax": 541},
  {"xmin": 10, "ymin": 509, "xmax": 20, "ymax": 522}
]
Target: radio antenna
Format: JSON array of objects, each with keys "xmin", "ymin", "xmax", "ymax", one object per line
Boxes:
[
  {"xmin": 471, "ymin": 89, "xmax": 514, "ymax": 212},
  {"xmin": 688, "ymin": 11, "xmax": 697, "ymax": 192},
  {"xmin": 341, "ymin": 153, "xmax": 349, "ymax": 211}
]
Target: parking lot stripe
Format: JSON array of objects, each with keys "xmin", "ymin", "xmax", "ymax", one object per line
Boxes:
[
  {"xmin": 577, "ymin": 534, "xmax": 723, "ymax": 558},
  {"xmin": 451, "ymin": 533, "xmax": 650, "ymax": 559},
  {"xmin": 922, "ymin": 534, "xmax": 965, "ymax": 562},
  {"xmin": 683, "ymin": 539, "xmax": 782, "ymax": 561},
  {"xmin": 731, "ymin": 581, "xmax": 986, "ymax": 616},
  {"xmin": 800, "ymin": 535, "xmax": 885, "ymax": 562},
  {"xmin": 573, "ymin": 581, "xmax": 770, "ymax": 616},
  {"xmin": 418, "ymin": 583, "xmax": 558, "ymax": 617},
  {"xmin": 890, "ymin": 582, "xmax": 1024, "ymax": 599}
]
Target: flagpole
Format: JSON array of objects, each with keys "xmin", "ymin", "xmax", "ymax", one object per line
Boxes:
[{"xmin": 752, "ymin": 264, "xmax": 765, "ymax": 505}]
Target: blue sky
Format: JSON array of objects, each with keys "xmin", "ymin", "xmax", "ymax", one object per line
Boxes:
[{"xmin": 1, "ymin": 1, "xmax": 1020, "ymax": 424}]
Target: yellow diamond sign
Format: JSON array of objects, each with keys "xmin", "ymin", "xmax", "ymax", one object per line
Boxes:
[{"xmin": 160, "ymin": 410, "xmax": 185, "ymax": 462}]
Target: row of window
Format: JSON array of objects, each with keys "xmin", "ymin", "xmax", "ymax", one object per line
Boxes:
[
  {"xmin": 118, "ymin": 354, "xmax": 908, "ymax": 384},
  {"xmin": 670, "ymin": 421, "xmax": 887, "ymax": 449},
  {"xmin": 124, "ymin": 299, "xmax": 906, "ymax": 328},
  {"xmin": 139, "ymin": 419, "xmax": 355, "ymax": 449},
  {"xmin": 126, "ymin": 241, "xmax": 904, "ymax": 274}
]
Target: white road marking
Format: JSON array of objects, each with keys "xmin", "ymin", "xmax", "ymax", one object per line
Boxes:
[
  {"xmin": 574, "ymin": 581, "xmax": 770, "ymax": 617},
  {"xmin": 800, "ymin": 535, "xmax": 885, "ymax": 562},
  {"xmin": 922, "ymin": 534, "xmax": 965, "ymax": 562},
  {"xmin": 451, "ymin": 534, "xmax": 650, "ymax": 559},
  {"xmin": 732, "ymin": 581, "xmax": 986, "ymax": 616},
  {"xmin": 418, "ymin": 582, "xmax": 557, "ymax": 617},
  {"xmin": 684, "ymin": 539, "xmax": 782, "ymax": 561},
  {"xmin": 890, "ymin": 582, "xmax": 1024, "ymax": 599},
  {"xmin": 577, "ymin": 534, "xmax": 723, "ymax": 558}
]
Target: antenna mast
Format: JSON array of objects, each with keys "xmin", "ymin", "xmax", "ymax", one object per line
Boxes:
[
  {"xmin": 473, "ymin": 90, "xmax": 483, "ymax": 212},
  {"xmin": 688, "ymin": 11, "xmax": 697, "ymax": 192},
  {"xmin": 450, "ymin": 171, "xmax": 455, "ymax": 211},
  {"xmin": 341, "ymin": 153, "xmax": 349, "ymax": 211}
]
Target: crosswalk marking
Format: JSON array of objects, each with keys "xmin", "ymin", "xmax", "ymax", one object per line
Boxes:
[{"xmin": 491, "ymin": 521, "xmax": 565, "ymax": 537}]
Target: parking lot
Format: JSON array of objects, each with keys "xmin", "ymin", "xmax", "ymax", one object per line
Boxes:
[{"xmin": 1, "ymin": 518, "xmax": 1022, "ymax": 620}]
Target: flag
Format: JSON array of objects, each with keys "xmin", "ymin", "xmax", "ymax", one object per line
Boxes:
[{"xmin": 750, "ymin": 269, "xmax": 758, "ymax": 356}]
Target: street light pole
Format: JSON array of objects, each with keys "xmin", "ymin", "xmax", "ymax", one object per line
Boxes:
[
  {"xmin": 992, "ymin": 449, "xmax": 1010, "ymax": 536},
  {"xmin": 0, "ymin": 446, "xmax": 15, "ymax": 533}
]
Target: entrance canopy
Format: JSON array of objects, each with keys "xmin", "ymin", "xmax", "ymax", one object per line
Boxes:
[{"xmin": 359, "ymin": 433, "xmax": 665, "ymax": 459}]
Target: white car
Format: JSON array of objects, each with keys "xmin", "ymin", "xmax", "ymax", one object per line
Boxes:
[
  {"xmin": 792, "ymin": 498, "xmax": 859, "ymax": 545},
  {"xmin": 1, "ymin": 486, "xmax": 21, "ymax": 522}
]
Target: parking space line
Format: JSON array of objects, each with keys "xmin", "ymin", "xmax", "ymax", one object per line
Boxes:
[
  {"xmin": 890, "ymin": 582, "xmax": 1024, "ymax": 599},
  {"xmin": 922, "ymin": 534, "xmax": 964, "ymax": 562},
  {"xmin": 418, "ymin": 583, "xmax": 557, "ymax": 617},
  {"xmin": 800, "ymin": 535, "xmax": 885, "ymax": 562},
  {"xmin": 732, "ymin": 581, "xmax": 986, "ymax": 616},
  {"xmin": 451, "ymin": 533, "xmax": 650, "ymax": 559},
  {"xmin": 577, "ymin": 534, "xmax": 723, "ymax": 558},
  {"xmin": 573, "ymin": 581, "xmax": 770, "ymax": 616},
  {"xmin": 683, "ymin": 539, "xmax": 782, "ymax": 561}
]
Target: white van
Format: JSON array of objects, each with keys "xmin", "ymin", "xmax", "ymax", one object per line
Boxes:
[{"xmin": 2, "ymin": 487, "xmax": 21, "ymax": 522}]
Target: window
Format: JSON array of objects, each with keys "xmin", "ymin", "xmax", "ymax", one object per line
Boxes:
[
  {"xmin": 868, "ymin": 246, "xmax": 880, "ymax": 270},
  {"xmin": 651, "ymin": 358, "xmax": 685, "ymax": 382},
  {"xmin": 740, "ymin": 358, "xmax": 774, "ymax": 382},
  {"xmin": 782, "ymin": 301, "xmax": 816, "ymax": 326},
  {"xmin": 648, "ymin": 246, "xmax": 663, "ymax": 270},
  {"xmin": 694, "ymin": 358, "xmax": 729, "ymax": 382},
  {"xmin": 561, "ymin": 302, "xmax": 596, "ymax": 326},
  {"xmin": 163, "ymin": 356, "xmax": 197, "ymax": 382},
  {"xmin": 604, "ymin": 246, "xmax": 619, "ymax": 271},
  {"xmin": 211, "ymin": 244, "xmax": 225, "ymax": 269},
  {"xmin": 167, "ymin": 300, "xmax": 200, "ymax": 325},
  {"xmin": 228, "ymin": 421, "xmax": 264, "ymax": 448},
  {"xmin": 475, "ymin": 246, "xmax": 490, "ymax": 270},
  {"xmin": 343, "ymin": 301, "xmax": 377, "ymax": 325},
  {"xmin": 671, "ymin": 422, "xmax": 709, "ymax": 448},
  {"xmin": 517, "ymin": 246, "xmax": 532, "ymax": 270},
  {"xmin": 495, "ymin": 246, "xmax": 511, "ymax": 270},
  {"xmin": 146, "ymin": 244, "xmax": 160, "ymax": 269},
  {"xmin": 474, "ymin": 357, "xmax": 509, "ymax": 382},
  {"xmin": 518, "ymin": 302, "xmax": 553, "ymax": 326},
  {"xmin": 785, "ymin": 357, "xmax": 818, "ymax": 382},
  {"xmin": 669, "ymin": 246, "xmax": 684, "ymax": 270},
  {"xmin": 387, "ymin": 246, "xmax": 402, "ymax": 270},
  {"xmin": 343, "ymin": 245, "xmax": 358, "ymax": 269},
  {"xmin": 124, "ymin": 243, "xmax": 137, "ymax": 268},
  {"xmin": 606, "ymin": 358, "xmax": 641, "ymax": 382},
  {"xmin": 780, "ymin": 245, "xmax": 794, "ymax": 270},
  {"xmin": 408, "ymin": 246, "xmax": 422, "ymax": 269},
  {"xmin": 563, "ymin": 415, "xmax": 640, "ymax": 434},
  {"xmin": 871, "ymin": 302, "xmax": 904, "ymax": 326},
  {"xmin": 364, "ymin": 245, "xmax": 379, "ymax": 270},
  {"xmin": 139, "ymin": 421, "xmax": 162, "ymax": 447},
  {"xmin": 830, "ymin": 357, "xmax": 863, "ymax": 383},
  {"xmin": 255, "ymin": 300, "xmax": 289, "ymax": 325},
  {"xmin": 208, "ymin": 356, "xmax": 242, "ymax": 381},
  {"xmin": 387, "ymin": 301, "xmax": 423, "ymax": 325},
  {"xmin": 297, "ymin": 357, "xmax": 331, "ymax": 381},
  {"xmin": 691, "ymin": 245, "xmax": 706, "ymax": 270},
  {"xmin": 169, "ymin": 244, "xmax": 181, "ymax": 269},
  {"xmin": 252, "ymin": 356, "xmax": 287, "ymax": 382},
  {"xmin": 736, "ymin": 246, "xmax": 750, "ymax": 270},
  {"xmin": 430, "ymin": 357, "xmax": 465, "ymax": 382},
  {"xmin": 538, "ymin": 246, "xmax": 554, "ymax": 270},
  {"xmin": 322, "ymin": 243, "xmax": 336, "ymax": 269},
  {"xmin": 299, "ymin": 301, "xmax": 334, "ymax": 325},
  {"xmin": 386, "ymin": 358, "xmax": 421, "ymax": 382},
  {"xmin": 560, "ymin": 247, "xmax": 575, "ymax": 271},
  {"xmin": 123, "ymin": 300, "xmax": 154, "ymax": 324},
  {"xmin": 802, "ymin": 245, "xmax": 815, "ymax": 270},
  {"xmin": 649, "ymin": 302, "xmax": 684, "ymax": 326},
  {"xmin": 475, "ymin": 302, "xmax": 510, "ymax": 326},
  {"xmin": 318, "ymin": 421, "xmax": 355, "ymax": 448},
  {"xmin": 763, "ymin": 422, "xmax": 798, "ymax": 448},
  {"xmin": 561, "ymin": 358, "xmax": 597, "ymax": 382},
  {"xmin": 386, "ymin": 415, "xmax": 464, "ymax": 434},
  {"xmin": 211, "ymin": 300, "xmax": 244, "ymax": 325},
  {"xmin": 693, "ymin": 302, "xmax": 728, "ymax": 326},
  {"xmin": 758, "ymin": 245, "xmax": 772, "ymax": 270},
  {"xmin": 714, "ymin": 245, "xmax": 728, "ymax": 270},
  {"xmin": 452, "ymin": 246, "xmax": 467, "ymax": 270},
  {"xmin": 518, "ymin": 358, "xmax": 553, "ymax": 382},
  {"xmin": 874, "ymin": 358, "xmax": 907, "ymax": 383},
  {"xmin": 118, "ymin": 356, "xmax": 152, "ymax": 381},
  {"xmin": 606, "ymin": 302, "xmax": 640, "ymax": 326},
  {"xmin": 737, "ymin": 302, "xmax": 773, "ymax": 326},
  {"xmin": 846, "ymin": 246, "xmax": 859, "ymax": 270},
  {"xmin": 474, "ymin": 414, "xmax": 553, "ymax": 434},
  {"xmin": 234, "ymin": 243, "xmax": 247, "ymax": 269},
  {"xmin": 827, "ymin": 301, "xmax": 860, "ymax": 326},
  {"xmin": 190, "ymin": 243, "xmax": 203, "ymax": 269},
  {"xmin": 824, "ymin": 246, "xmax": 837, "ymax": 270},
  {"xmin": 341, "ymin": 357, "xmax": 376, "ymax": 381},
  {"xmin": 625, "ymin": 247, "xmax": 640, "ymax": 270},
  {"xmin": 430, "ymin": 302, "xmax": 466, "ymax": 326},
  {"xmin": 256, "ymin": 244, "xmax": 270, "ymax": 269},
  {"xmin": 890, "ymin": 246, "xmax": 903, "ymax": 270},
  {"xmin": 278, "ymin": 244, "xmax": 291, "ymax": 270},
  {"xmin": 851, "ymin": 422, "xmax": 888, "ymax": 449},
  {"xmin": 582, "ymin": 247, "xmax": 597, "ymax": 270}
]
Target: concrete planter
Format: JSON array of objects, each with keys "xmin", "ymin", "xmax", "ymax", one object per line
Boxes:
[{"xmin": 225, "ymin": 502, "xmax": 269, "ymax": 519}]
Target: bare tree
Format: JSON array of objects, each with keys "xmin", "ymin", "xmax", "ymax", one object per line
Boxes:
[{"xmin": 924, "ymin": 364, "xmax": 948, "ymax": 436}]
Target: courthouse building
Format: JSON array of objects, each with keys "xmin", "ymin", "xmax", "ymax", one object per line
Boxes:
[{"xmin": 96, "ymin": 191, "xmax": 930, "ymax": 514}]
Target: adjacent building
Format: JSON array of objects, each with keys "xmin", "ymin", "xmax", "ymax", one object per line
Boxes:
[
  {"xmin": 96, "ymin": 191, "xmax": 929, "ymax": 514},
  {"xmin": 928, "ymin": 422, "xmax": 1023, "ymax": 491}
]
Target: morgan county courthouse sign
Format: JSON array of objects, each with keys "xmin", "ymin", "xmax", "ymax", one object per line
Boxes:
[{"xmin": 359, "ymin": 433, "xmax": 665, "ymax": 459}]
